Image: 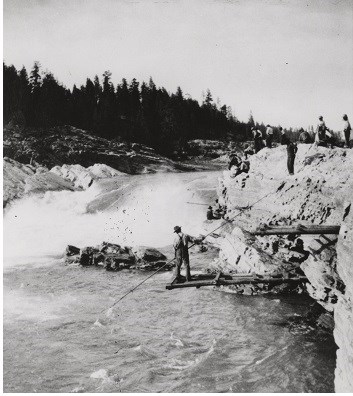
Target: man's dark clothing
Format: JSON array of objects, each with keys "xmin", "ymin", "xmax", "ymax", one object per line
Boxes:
[
  {"xmin": 266, "ymin": 134, "xmax": 273, "ymax": 148},
  {"xmin": 173, "ymin": 233, "xmax": 192, "ymax": 280},
  {"xmin": 207, "ymin": 209, "xmax": 213, "ymax": 220},
  {"xmin": 345, "ymin": 130, "xmax": 351, "ymax": 147},
  {"xmin": 254, "ymin": 131, "xmax": 263, "ymax": 153},
  {"xmin": 344, "ymin": 121, "xmax": 351, "ymax": 147},
  {"xmin": 281, "ymin": 134, "xmax": 290, "ymax": 145},
  {"xmin": 287, "ymin": 142, "xmax": 298, "ymax": 175}
]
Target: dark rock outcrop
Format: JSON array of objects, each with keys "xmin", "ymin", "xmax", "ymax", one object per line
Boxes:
[
  {"xmin": 3, "ymin": 125, "xmax": 188, "ymax": 175},
  {"xmin": 65, "ymin": 242, "xmax": 172, "ymax": 271}
]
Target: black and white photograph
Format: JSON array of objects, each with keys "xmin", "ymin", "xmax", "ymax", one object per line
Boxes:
[{"xmin": 2, "ymin": 0, "xmax": 353, "ymax": 393}]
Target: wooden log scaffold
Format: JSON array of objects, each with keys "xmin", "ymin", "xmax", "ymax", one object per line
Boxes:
[
  {"xmin": 252, "ymin": 224, "xmax": 340, "ymax": 236},
  {"xmin": 166, "ymin": 272, "xmax": 308, "ymax": 290}
]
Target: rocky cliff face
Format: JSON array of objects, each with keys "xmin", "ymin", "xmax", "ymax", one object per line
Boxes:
[
  {"xmin": 3, "ymin": 157, "xmax": 75, "ymax": 206},
  {"xmin": 3, "ymin": 157, "xmax": 129, "ymax": 206},
  {"xmin": 4, "ymin": 124, "xmax": 216, "ymax": 206},
  {"xmin": 214, "ymin": 144, "xmax": 353, "ymax": 391},
  {"xmin": 335, "ymin": 204, "xmax": 353, "ymax": 392}
]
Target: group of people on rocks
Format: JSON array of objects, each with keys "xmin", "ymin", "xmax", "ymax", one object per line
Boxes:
[
  {"xmin": 249, "ymin": 114, "xmax": 351, "ymax": 176},
  {"xmin": 251, "ymin": 124, "xmax": 274, "ymax": 153},
  {"xmin": 314, "ymin": 114, "xmax": 351, "ymax": 148},
  {"xmin": 253, "ymin": 114, "xmax": 351, "ymax": 151},
  {"xmin": 174, "ymin": 114, "xmax": 351, "ymax": 282}
]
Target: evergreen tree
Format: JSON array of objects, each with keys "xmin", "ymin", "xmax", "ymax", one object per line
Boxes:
[
  {"xmin": 203, "ymin": 89, "xmax": 213, "ymax": 106},
  {"xmin": 3, "ymin": 60, "xmax": 265, "ymax": 153}
]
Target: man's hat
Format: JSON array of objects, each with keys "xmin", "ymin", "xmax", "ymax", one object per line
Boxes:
[
  {"xmin": 319, "ymin": 115, "xmax": 323, "ymax": 120},
  {"xmin": 208, "ymin": 206, "xmax": 212, "ymax": 209},
  {"xmin": 174, "ymin": 226, "xmax": 181, "ymax": 233}
]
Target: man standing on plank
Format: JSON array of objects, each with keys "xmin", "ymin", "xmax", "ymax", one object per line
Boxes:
[{"xmin": 173, "ymin": 226, "xmax": 202, "ymax": 281}]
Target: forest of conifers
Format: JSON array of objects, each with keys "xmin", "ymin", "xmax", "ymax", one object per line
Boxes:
[{"xmin": 3, "ymin": 61, "xmax": 263, "ymax": 154}]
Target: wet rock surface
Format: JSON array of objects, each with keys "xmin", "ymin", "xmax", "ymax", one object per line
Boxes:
[
  {"xmin": 65, "ymin": 242, "xmax": 172, "ymax": 271},
  {"xmin": 3, "ymin": 157, "xmax": 75, "ymax": 206},
  {"xmin": 214, "ymin": 144, "xmax": 353, "ymax": 391}
]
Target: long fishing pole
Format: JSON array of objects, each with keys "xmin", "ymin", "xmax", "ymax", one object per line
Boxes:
[{"xmin": 102, "ymin": 180, "xmax": 286, "ymax": 312}]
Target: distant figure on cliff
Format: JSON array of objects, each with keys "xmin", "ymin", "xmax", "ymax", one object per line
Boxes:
[
  {"xmin": 315, "ymin": 116, "xmax": 334, "ymax": 147},
  {"xmin": 280, "ymin": 127, "xmax": 290, "ymax": 145},
  {"xmin": 252, "ymin": 127, "xmax": 263, "ymax": 153},
  {"xmin": 343, "ymin": 114, "xmax": 351, "ymax": 148},
  {"xmin": 280, "ymin": 128, "xmax": 298, "ymax": 175},
  {"xmin": 286, "ymin": 142, "xmax": 298, "ymax": 175},
  {"xmin": 265, "ymin": 124, "xmax": 274, "ymax": 148},
  {"xmin": 298, "ymin": 128, "xmax": 311, "ymax": 144},
  {"xmin": 173, "ymin": 226, "xmax": 201, "ymax": 281}
]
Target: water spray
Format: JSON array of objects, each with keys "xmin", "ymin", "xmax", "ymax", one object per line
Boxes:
[{"xmin": 100, "ymin": 180, "xmax": 286, "ymax": 316}]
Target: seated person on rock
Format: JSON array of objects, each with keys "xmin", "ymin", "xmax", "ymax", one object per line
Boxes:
[
  {"xmin": 206, "ymin": 206, "xmax": 214, "ymax": 220},
  {"xmin": 230, "ymin": 152, "xmax": 250, "ymax": 178},
  {"xmin": 228, "ymin": 152, "xmax": 241, "ymax": 170},
  {"xmin": 243, "ymin": 143, "xmax": 254, "ymax": 156},
  {"xmin": 213, "ymin": 199, "xmax": 226, "ymax": 219},
  {"xmin": 289, "ymin": 238, "xmax": 310, "ymax": 263}
]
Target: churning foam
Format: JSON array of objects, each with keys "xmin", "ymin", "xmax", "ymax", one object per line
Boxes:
[{"xmin": 3, "ymin": 173, "xmax": 207, "ymax": 267}]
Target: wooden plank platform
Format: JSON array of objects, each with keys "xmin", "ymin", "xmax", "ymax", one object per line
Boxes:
[
  {"xmin": 253, "ymin": 224, "xmax": 340, "ymax": 236},
  {"xmin": 166, "ymin": 272, "xmax": 308, "ymax": 290}
]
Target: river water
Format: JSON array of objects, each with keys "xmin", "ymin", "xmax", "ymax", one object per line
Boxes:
[{"xmin": 3, "ymin": 171, "xmax": 336, "ymax": 392}]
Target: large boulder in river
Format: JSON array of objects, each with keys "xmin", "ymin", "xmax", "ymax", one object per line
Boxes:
[
  {"xmin": 78, "ymin": 242, "xmax": 135, "ymax": 269},
  {"xmin": 66, "ymin": 245, "xmax": 80, "ymax": 256},
  {"xmin": 98, "ymin": 242, "xmax": 135, "ymax": 265},
  {"xmin": 130, "ymin": 246, "xmax": 171, "ymax": 271},
  {"xmin": 80, "ymin": 247, "xmax": 100, "ymax": 266},
  {"xmin": 69, "ymin": 242, "xmax": 171, "ymax": 271},
  {"xmin": 131, "ymin": 246, "xmax": 167, "ymax": 262},
  {"xmin": 64, "ymin": 245, "xmax": 81, "ymax": 264}
]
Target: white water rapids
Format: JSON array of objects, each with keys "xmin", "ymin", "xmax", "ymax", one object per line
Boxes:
[
  {"xmin": 4, "ymin": 172, "xmax": 215, "ymax": 266},
  {"xmin": 3, "ymin": 171, "xmax": 336, "ymax": 392}
]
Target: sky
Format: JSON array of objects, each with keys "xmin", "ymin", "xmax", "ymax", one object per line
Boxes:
[{"xmin": 3, "ymin": 0, "xmax": 353, "ymax": 130}]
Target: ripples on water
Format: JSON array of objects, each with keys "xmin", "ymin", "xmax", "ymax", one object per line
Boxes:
[
  {"xmin": 3, "ymin": 172, "xmax": 336, "ymax": 392},
  {"xmin": 3, "ymin": 264, "xmax": 336, "ymax": 393}
]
